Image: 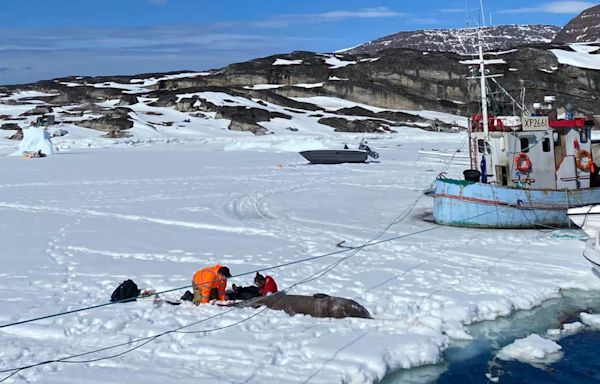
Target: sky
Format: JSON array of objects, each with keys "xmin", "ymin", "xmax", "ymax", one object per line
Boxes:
[{"xmin": 0, "ymin": 0, "xmax": 596, "ymax": 85}]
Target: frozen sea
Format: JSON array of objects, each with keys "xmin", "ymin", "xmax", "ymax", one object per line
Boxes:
[{"xmin": 1, "ymin": 116, "xmax": 600, "ymax": 383}]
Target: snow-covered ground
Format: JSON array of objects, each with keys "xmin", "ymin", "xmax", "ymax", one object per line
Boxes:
[{"xmin": 1, "ymin": 96, "xmax": 600, "ymax": 383}]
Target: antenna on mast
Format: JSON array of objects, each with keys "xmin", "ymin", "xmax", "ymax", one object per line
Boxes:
[
  {"xmin": 465, "ymin": 0, "xmax": 469, "ymax": 27},
  {"xmin": 479, "ymin": 0, "xmax": 486, "ymax": 27}
]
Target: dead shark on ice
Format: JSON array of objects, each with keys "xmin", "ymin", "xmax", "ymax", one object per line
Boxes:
[{"xmin": 230, "ymin": 292, "xmax": 372, "ymax": 319}]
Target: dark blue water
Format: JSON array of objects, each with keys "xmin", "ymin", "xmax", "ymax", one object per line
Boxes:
[
  {"xmin": 382, "ymin": 290, "xmax": 600, "ymax": 384},
  {"xmin": 437, "ymin": 330, "xmax": 600, "ymax": 383}
]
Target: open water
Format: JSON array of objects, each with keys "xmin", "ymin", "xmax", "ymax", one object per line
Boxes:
[{"xmin": 382, "ymin": 289, "xmax": 600, "ymax": 383}]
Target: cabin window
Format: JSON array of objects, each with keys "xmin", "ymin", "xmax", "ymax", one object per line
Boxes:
[
  {"xmin": 581, "ymin": 129, "xmax": 589, "ymax": 144},
  {"xmin": 478, "ymin": 139, "xmax": 485, "ymax": 154},
  {"xmin": 520, "ymin": 137, "xmax": 529, "ymax": 153},
  {"xmin": 542, "ymin": 137, "xmax": 551, "ymax": 152}
]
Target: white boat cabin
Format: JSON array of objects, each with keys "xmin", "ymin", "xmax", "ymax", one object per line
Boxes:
[{"xmin": 469, "ymin": 104, "xmax": 595, "ymax": 190}]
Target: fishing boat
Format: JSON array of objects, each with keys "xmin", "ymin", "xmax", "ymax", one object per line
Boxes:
[{"xmin": 432, "ymin": 28, "xmax": 600, "ymax": 228}]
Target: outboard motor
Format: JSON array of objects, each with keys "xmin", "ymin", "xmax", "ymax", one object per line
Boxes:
[{"xmin": 359, "ymin": 141, "xmax": 380, "ymax": 159}]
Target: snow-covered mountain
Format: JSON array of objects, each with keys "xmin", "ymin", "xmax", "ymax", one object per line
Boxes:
[
  {"xmin": 343, "ymin": 24, "xmax": 561, "ymax": 55},
  {"xmin": 553, "ymin": 4, "xmax": 600, "ymax": 43},
  {"xmin": 1, "ymin": 42, "xmax": 599, "ymax": 146}
]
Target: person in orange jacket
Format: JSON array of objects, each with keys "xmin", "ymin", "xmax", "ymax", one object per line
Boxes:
[{"xmin": 192, "ymin": 264, "xmax": 232, "ymax": 304}]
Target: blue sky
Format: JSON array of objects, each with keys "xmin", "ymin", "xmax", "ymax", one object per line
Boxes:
[{"xmin": 0, "ymin": 0, "xmax": 595, "ymax": 85}]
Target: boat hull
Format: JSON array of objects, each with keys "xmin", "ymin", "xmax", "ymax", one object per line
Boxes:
[
  {"xmin": 567, "ymin": 205, "xmax": 600, "ymax": 237},
  {"xmin": 433, "ymin": 178, "xmax": 600, "ymax": 228},
  {"xmin": 584, "ymin": 238, "xmax": 600, "ymax": 276},
  {"xmin": 300, "ymin": 150, "xmax": 367, "ymax": 164}
]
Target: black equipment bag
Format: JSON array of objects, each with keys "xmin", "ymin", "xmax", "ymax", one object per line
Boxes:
[{"xmin": 110, "ymin": 279, "xmax": 141, "ymax": 302}]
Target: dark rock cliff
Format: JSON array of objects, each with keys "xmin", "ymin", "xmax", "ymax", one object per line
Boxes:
[{"xmin": 553, "ymin": 5, "xmax": 600, "ymax": 43}]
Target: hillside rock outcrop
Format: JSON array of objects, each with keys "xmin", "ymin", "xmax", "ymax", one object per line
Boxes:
[
  {"xmin": 1, "ymin": 31, "xmax": 599, "ymax": 137},
  {"xmin": 553, "ymin": 5, "xmax": 600, "ymax": 43},
  {"xmin": 77, "ymin": 108, "xmax": 133, "ymax": 133},
  {"xmin": 346, "ymin": 25, "xmax": 560, "ymax": 55}
]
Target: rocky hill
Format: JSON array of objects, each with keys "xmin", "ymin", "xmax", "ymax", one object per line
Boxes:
[
  {"xmin": 553, "ymin": 4, "xmax": 600, "ymax": 44},
  {"xmin": 1, "ymin": 41, "xmax": 599, "ymax": 138},
  {"xmin": 343, "ymin": 25, "xmax": 560, "ymax": 55}
]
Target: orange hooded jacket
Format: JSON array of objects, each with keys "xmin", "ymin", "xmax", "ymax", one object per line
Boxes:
[{"xmin": 193, "ymin": 264, "xmax": 227, "ymax": 303}]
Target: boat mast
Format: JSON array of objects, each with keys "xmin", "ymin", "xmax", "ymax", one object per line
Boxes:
[
  {"xmin": 478, "ymin": 28, "xmax": 489, "ymax": 141},
  {"xmin": 478, "ymin": 0, "xmax": 489, "ymax": 141}
]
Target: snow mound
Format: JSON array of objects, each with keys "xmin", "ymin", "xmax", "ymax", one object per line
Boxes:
[
  {"xmin": 223, "ymin": 138, "xmax": 328, "ymax": 152},
  {"xmin": 10, "ymin": 127, "xmax": 54, "ymax": 157},
  {"xmin": 580, "ymin": 312, "xmax": 600, "ymax": 327},
  {"xmin": 497, "ymin": 334, "xmax": 562, "ymax": 364}
]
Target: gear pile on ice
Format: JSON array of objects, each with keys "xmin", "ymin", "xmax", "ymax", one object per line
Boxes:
[{"xmin": 109, "ymin": 280, "xmax": 371, "ymax": 319}]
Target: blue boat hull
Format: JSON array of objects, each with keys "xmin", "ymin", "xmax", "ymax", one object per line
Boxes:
[{"xmin": 433, "ymin": 178, "xmax": 600, "ymax": 228}]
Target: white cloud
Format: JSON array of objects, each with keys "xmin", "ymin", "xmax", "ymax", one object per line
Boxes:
[
  {"xmin": 312, "ymin": 7, "xmax": 406, "ymax": 20},
  {"xmin": 214, "ymin": 7, "xmax": 406, "ymax": 30},
  {"xmin": 440, "ymin": 8, "xmax": 467, "ymax": 14},
  {"xmin": 498, "ymin": 1, "xmax": 595, "ymax": 14}
]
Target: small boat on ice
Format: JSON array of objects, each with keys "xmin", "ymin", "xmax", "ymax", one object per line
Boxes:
[
  {"xmin": 299, "ymin": 141, "xmax": 379, "ymax": 164},
  {"xmin": 300, "ymin": 149, "xmax": 368, "ymax": 164}
]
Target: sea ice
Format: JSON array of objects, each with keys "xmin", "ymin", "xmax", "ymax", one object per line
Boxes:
[{"xmin": 497, "ymin": 334, "xmax": 562, "ymax": 365}]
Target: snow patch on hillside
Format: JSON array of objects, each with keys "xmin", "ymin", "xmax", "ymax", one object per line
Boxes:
[
  {"xmin": 551, "ymin": 47, "xmax": 600, "ymax": 70},
  {"xmin": 291, "ymin": 96, "xmax": 468, "ymax": 127},
  {"xmin": 273, "ymin": 59, "xmax": 303, "ymax": 66},
  {"xmin": 1, "ymin": 91, "xmax": 59, "ymax": 100},
  {"xmin": 243, "ymin": 84, "xmax": 286, "ymax": 90},
  {"xmin": 325, "ymin": 56, "xmax": 357, "ymax": 69}
]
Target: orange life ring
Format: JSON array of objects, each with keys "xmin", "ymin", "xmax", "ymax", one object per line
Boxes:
[
  {"xmin": 514, "ymin": 152, "xmax": 532, "ymax": 173},
  {"xmin": 576, "ymin": 149, "xmax": 592, "ymax": 172}
]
